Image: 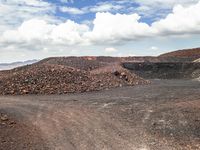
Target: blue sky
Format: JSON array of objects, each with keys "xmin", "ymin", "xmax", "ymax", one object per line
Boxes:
[
  {"xmin": 0, "ymin": 0, "xmax": 200, "ymax": 62},
  {"xmin": 46, "ymin": 0, "xmax": 163, "ymax": 24}
]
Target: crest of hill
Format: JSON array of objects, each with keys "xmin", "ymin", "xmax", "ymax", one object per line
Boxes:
[
  {"xmin": 38, "ymin": 56, "xmax": 123, "ymax": 71},
  {"xmin": 36, "ymin": 56, "xmax": 173, "ymax": 68},
  {"xmin": 159, "ymin": 48, "xmax": 200, "ymax": 59}
]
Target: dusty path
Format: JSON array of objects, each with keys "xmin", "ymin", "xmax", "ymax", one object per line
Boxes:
[{"xmin": 0, "ymin": 80, "xmax": 200, "ymax": 150}]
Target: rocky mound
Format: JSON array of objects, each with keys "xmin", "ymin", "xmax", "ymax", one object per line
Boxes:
[
  {"xmin": 0, "ymin": 60, "xmax": 148, "ymax": 95},
  {"xmin": 93, "ymin": 68, "xmax": 148, "ymax": 88},
  {"xmin": 0, "ymin": 64, "xmax": 92, "ymax": 95},
  {"xmin": 159, "ymin": 48, "xmax": 200, "ymax": 59}
]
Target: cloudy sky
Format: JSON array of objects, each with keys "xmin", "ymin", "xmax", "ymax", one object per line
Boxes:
[{"xmin": 0, "ymin": 0, "xmax": 200, "ymax": 62}]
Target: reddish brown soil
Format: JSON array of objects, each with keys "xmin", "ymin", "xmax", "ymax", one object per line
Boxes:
[
  {"xmin": 0, "ymin": 112, "xmax": 48, "ymax": 150},
  {"xmin": 0, "ymin": 80, "xmax": 199, "ymax": 150},
  {"xmin": 159, "ymin": 48, "xmax": 200, "ymax": 58}
]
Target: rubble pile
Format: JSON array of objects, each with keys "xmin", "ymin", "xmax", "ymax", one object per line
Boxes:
[
  {"xmin": 91, "ymin": 63, "xmax": 149, "ymax": 86},
  {"xmin": 0, "ymin": 64, "xmax": 93, "ymax": 95},
  {"xmin": 0, "ymin": 59, "xmax": 148, "ymax": 95},
  {"xmin": 93, "ymin": 69, "xmax": 148, "ymax": 90}
]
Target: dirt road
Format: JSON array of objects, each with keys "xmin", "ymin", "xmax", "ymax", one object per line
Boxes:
[{"xmin": 0, "ymin": 80, "xmax": 200, "ymax": 150}]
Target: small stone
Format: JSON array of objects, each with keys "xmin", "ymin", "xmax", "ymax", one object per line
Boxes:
[
  {"xmin": 1, "ymin": 115, "xmax": 8, "ymax": 121},
  {"xmin": 9, "ymin": 121, "xmax": 16, "ymax": 125}
]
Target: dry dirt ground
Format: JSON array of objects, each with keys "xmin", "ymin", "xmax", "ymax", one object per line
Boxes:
[{"xmin": 0, "ymin": 80, "xmax": 200, "ymax": 150}]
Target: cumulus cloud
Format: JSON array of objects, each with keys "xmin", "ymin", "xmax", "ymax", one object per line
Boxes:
[
  {"xmin": 2, "ymin": 19, "xmax": 53, "ymax": 44},
  {"xmin": 85, "ymin": 12, "xmax": 152, "ymax": 44},
  {"xmin": 85, "ymin": 1, "xmax": 200, "ymax": 44},
  {"xmin": 50, "ymin": 20, "xmax": 89, "ymax": 45},
  {"xmin": 152, "ymin": 1, "xmax": 200, "ymax": 35},
  {"xmin": 1, "ymin": 19, "xmax": 89, "ymax": 46},
  {"xmin": 1, "ymin": 1, "xmax": 200, "ymax": 52}
]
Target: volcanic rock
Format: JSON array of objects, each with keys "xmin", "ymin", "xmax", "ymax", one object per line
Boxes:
[{"xmin": 0, "ymin": 58, "xmax": 148, "ymax": 95}]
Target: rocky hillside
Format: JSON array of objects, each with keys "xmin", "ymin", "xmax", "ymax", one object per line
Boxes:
[
  {"xmin": 123, "ymin": 62, "xmax": 200, "ymax": 79},
  {"xmin": 159, "ymin": 48, "xmax": 200, "ymax": 60}
]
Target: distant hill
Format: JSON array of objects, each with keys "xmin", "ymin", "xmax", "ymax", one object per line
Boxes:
[
  {"xmin": 159, "ymin": 48, "xmax": 200, "ymax": 59},
  {"xmin": 0, "ymin": 60, "xmax": 38, "ymax": 71}
]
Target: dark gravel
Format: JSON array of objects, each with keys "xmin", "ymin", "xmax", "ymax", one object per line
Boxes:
[{"xmin": 0, "ymin": 79, "xmax": 199, "ymax": 150}]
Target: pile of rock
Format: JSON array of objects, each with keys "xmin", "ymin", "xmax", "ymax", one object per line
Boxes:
[
  {"xmin": 0, "ymin": 64, "xmax": 92, "ymax": 95},
  {"xmin": 93, "ymin": 69, "xmax": 148, "ymax": 90},
  {"xmin": 0, "ymin": 58, "xmax": 149, "ymax": 95}
]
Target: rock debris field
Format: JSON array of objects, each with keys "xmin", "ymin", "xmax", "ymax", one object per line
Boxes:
[
  {"xmin": 0, "ymin": 48, "xmax": 200, "ymax": 150},
  {"xmin": 0, "ymin": 80, "xmax": 200, "ymax": 150},
  {"xmin": 0, "ymin": 57, "xmax": 149, "ymax": 95}
]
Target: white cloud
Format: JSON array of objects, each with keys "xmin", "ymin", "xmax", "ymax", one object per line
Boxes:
[
  {"xmin": 50, "ymin": 20, "xmax": 89, "ymax": 45},
  {"xmin": 59, "ymin": 7, "xmax": 85, "ymax": 15},
  {"xmin": 105, "ymin": 47, "xmax": 118, "ymax": 53},
  {"xmin": 59, "ymin": 2, "xmax": 123, "ymax": 15},
  {"xmin": 60, "ymin": 0, "xmax": 74, "ymax": 3},
  {"xmin": 85, "ymin": 1, "xmax": 200, "ymax": 44},
  {"xmin": 1, "ymin": 0, "xmax": 200, "ymax": 57},
  {"xmin": 0, "ymin": 0, "xmax": 56, "ymax": 34},
  {"xmin": 134, "ymin": 0, "xmax": 199, "ymax": 8},
  {"xmin": 152, "ymin": 1, "xmax": 200, "ymax": 35},
  {"xmin": 4, "ymin": 0, "xmax": 52, "ymax": 7},
  {"xmin": 122, "ymin": 0, "xmax": 200, "ymax": 20},
  {"xmin": 84, "ymin": 12, "xmax": 152, "ymax": 44},
  {"xmin": 89, "ymin": 3, "xmax": 123, "ymax": 12},
  {"xmin": 1, "ymin": 19, "xmax": 89, "ymax": 46},
  {"xmin": 2, "ymin": 19, "xmax": 54, "ymax": 43}
]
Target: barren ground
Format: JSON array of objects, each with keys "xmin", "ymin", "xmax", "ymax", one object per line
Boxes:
[{"xmin": 0, "ymin": 79, "xmax": 200, "ymax": 150}]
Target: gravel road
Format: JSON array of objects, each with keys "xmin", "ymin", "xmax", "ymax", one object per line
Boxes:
[{"xmin": 0, "ymin": 80, "xmax": 200, "ymax": 150}]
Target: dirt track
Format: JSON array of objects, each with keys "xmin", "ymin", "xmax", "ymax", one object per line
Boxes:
[{"xmin": 0, "ymin": 80, "xmax": 200, "ymax": 150}]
